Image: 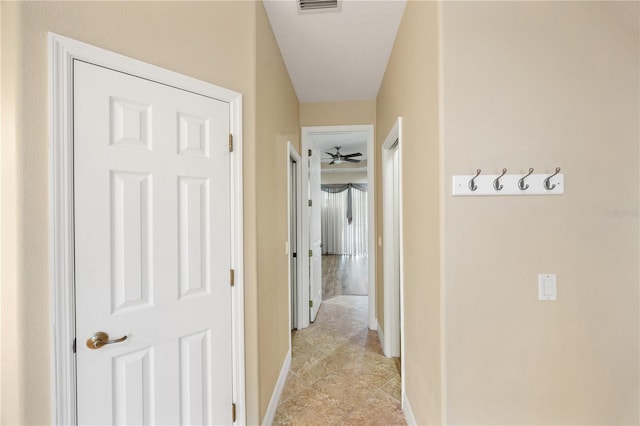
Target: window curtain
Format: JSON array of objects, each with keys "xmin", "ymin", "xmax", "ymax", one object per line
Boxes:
[{"xmin": 321, "ymin": 184, "xmax": 368, "ymax": 255}]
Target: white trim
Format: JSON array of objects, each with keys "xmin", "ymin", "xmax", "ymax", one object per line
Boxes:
[
  {"xmin": 402, "ymin": 392, "xmax": 417, "ymax": 426},
  {"xmin": 230, "ymin": 82, "xmax": 246, "ymax": 426},
  {"xmin": 382, "ymin": 118, "xmax": 406, "ymax": 404},
  {"xmin": 261, "ymin": 350, "xmax": 291, "ymax": 426},
  {"xmin": 287, "ymin": 142, "xmax": 303, "ymax": 332},
  {"xmin": 366, "ymin": 125, "xmax": 376, "ymax": 331},
  {"xmin": 382, "ymin": 118, "xmax": 404, "ymax": 360},
  {"xmin": 48, "ymin": 33, "xmax": 245, "ymax": 425},
  {"xmin": 300, "ymin": 125, "xmax": 376, "ymax": 330},
  {"xmin": 398, "ymin": 118, "xmax": 406, "ymax": 397},
  {"xmin": 49, "ymin": 33, "xmax": 78, "ymax": 426}
]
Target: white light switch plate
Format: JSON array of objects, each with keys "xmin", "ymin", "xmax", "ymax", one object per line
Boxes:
[{"xmin": 538, "ymin": 274, "xmax": 557, "ymax": 301}]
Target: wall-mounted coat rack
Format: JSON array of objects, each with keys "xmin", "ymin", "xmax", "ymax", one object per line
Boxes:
[{"xmin": 452, "ymin": 167, "xmax": 564, "ymax": 196}]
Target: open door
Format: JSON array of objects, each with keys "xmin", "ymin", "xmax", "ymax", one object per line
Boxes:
[
  {"xmin": 308, "ymin": 142, "xmax": 323, "ymax": 322},
  {"xmin": 300, "ymin": 129, "xmax": 323, "ymax": 326}
]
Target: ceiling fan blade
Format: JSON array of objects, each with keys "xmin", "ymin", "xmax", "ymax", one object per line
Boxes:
[
  {"xmin": 325, "ymin": 151, "xmax": 338, "ymax": 157},
  {"xmin": 344, "ymin": 158, "xmax": 361, "ymax": 163},
  {"xmin": 341, "ymin": 152, "xmax": 362, "ymax": 158},
  {"xmin": 329, "ymin": 160, "xmax": 335, "ymax": 165}
]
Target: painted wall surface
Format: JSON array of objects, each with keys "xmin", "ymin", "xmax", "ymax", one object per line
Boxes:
[
  {"xmin": 442, "ymin": 2, "xmax": 639, "ymax": 424},
  {"xmin": 376, "ymin": 1, "xmax": 442, "ymax": 424},
  {"xmin": 0, "ymin": 1, "xmax": 262, "ymax": 424},
  {"xmin": 321, "ymin": 172, "xmax": 368, "ymax": 185},
  {"xmin": 255, "ymin": 1, "xmax": 300, "ymax": 421},
  {"xmin": 300, "ymin": 100, "xmax": 375, "ymax": 127}
]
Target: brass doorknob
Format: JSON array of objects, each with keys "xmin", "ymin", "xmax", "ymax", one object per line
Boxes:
[{"xmin": 86, "ymin": 332, "xmax": 128, "ymax": 350}]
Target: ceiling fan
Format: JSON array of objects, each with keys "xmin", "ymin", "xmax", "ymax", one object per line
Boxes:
[{"xmin": 322, "ymin": 146, "xmax": 363, "ymax": 165}]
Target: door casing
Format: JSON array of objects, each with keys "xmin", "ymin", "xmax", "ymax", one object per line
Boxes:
[
  {"xmin": 287, "ymin": 142, "xmax": 302, "ymax": 332},
  {"xmin": 381, "ymin": 117, "xmax": 404, "ymax": 396},
  {"xmin": 48, "ymin": 33, "xmax": 245, "ymax": 425},
  {"xmin": 299, "ymin": 125, "xmax": 375, "ymax": 330}
]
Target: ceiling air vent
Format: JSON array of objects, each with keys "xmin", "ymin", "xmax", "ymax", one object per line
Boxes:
[{"xmin": 298, "ymin": 0, "xmax": 340, "ymax": 13}]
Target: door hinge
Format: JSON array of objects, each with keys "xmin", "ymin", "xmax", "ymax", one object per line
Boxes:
[
  {"xmin": 232, "ymin": 403, "xmax": 236, "ymax": 423},
  {"xmin": 292, "ymin": 252, "xmax": 297, "ymax": 258},
  {"xmin": 308, "ymin": 149, "xmax": 312, "ymax": 156},
  {"xmin": 73, "ymin": 338, "xmax": 76, "ymax": 353},
  {"xmin": 308, "ymin": 199, "xmax": 312, "ymax": 207},
  {"xmin": 230, "ymin": 269, "xmax": 235, "ymax": 287},
  {"xmin": 309, "ymin": 249, "xmax": 312, "ymax": 257},
  {"xmin": 229, "ymin": 134, "xmax": 233, "ymax": 152},
  {"xmin": 309, "ymin": 300, "xmax": 313, "ymax": 308}
]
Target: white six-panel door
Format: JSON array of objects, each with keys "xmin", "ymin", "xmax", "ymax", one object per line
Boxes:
[{"xmin": 74, "ymin": 60, "xmax": 232, "ymax": 425}]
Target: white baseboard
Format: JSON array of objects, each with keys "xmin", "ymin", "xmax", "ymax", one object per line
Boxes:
[
  {"xmin": 403, "ymin": 393, "xmax": 417, "ymax": 426},
  {"xmin": 261, "ymin": 350, "xmax": 291, "ymax": 426},
  {"xmin": 369, "ymin": 318, "xmax": 377, "ymax": 331},
  {"xmin": 377, "ymin": 319, "xmax": 386, "ymax": 356}
]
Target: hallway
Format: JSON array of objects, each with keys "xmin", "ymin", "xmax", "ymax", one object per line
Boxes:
[{"xmin": 273, "ymin": 296, "xmax": 404, "ymax": 425}]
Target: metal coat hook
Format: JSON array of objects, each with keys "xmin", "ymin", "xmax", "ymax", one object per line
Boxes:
[
  {"xmin": 493, "ymin": 168, "xmax": 507, "ymax": 191},
  {"xmin": 468, "ymin": 169, "xmax": 481, "ymax": 191},
  {"xmin": 544, "ymin": 167, "xmax": 561, "ymax": 190},
  {"xmin": 518, "ymin": 168, "xmax": 534, "ymax": 191}
]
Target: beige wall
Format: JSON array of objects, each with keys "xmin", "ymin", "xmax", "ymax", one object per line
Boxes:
[
  {"xmin": 255, "ymin": 0, "xmax": 300, "ymax": 421},
  {"xmin": 321, "ymin": 172, "xmax": 367, "ymax": 185},
  {"xmin": 376, "ymin": 1, "xmax": 442, "ymax": 424},
  {"xmin": 0, "ymin": 1, "xmax": 264, "ymax": 424},
  {"xmin": 442, "ymin": 2, "xmax": 639, "ymax": 424},
  {"xmin": 5, "ymin": 2, "xmax": 637, "ymax": 425},
  {"xmin": 300, "ymin": 100, "xmax": 375, "ymax": 127}
]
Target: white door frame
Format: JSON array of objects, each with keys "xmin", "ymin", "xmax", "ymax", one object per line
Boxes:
[
  {"xmin": 48, "ymin": 33, "xmax": 245, "ymax": 425},
  {"xmin": 381, "ymin": 118, "xmax": 404, "ymax": 368},
  {"xmin": 287, "ymin": 142, "xmax": 303, "ymax": 334},
  {"xmin": 300, "ymin": 125, "xmax": 376, "ymax": 330}
]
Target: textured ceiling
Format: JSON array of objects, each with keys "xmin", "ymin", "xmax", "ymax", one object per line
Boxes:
[{"xmin": 263, "ymin": 0, "xmax": 407, "ymax": 102}]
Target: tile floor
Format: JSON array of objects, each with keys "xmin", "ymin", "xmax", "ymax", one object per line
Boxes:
[{"xmin": 273, "ymin": 296, "xmax": 405, "ymax": 425}]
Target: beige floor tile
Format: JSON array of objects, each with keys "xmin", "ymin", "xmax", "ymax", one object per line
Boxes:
[
  {"xmin": 311, "ymin": 371, "xmax": 370, "ymax": 413},
  {"xmin": 278, "ymin": 371, "xmax": 309, "ymax": 405},
  {"xmin": 273, "ymin": 386, "xmax": 349, "ymax": 426},
  {"xmin": 339, "ymin": 389, "xmax": 406, "ymax": 426},
  {"xmin": 290, "ymin": 347, "xmax": 326, "ymax": 375},
  {"xmin": 380, "ymin": 374, "xmax": 402, "ymax": 402},
  {"xmin": 273, "ymin": 296, "xmax": 406, "ymax": 425}
]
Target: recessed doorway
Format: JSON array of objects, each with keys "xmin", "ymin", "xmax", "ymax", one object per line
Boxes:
[{"xmin": 299, "ymin": 125, "xmax": 376, "ymax": 330}]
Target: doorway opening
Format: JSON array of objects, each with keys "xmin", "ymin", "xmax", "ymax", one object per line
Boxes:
[
  {"xmin": 320, "ymin": 180, "xmax": 369, "ymax": 300},
  {"xmin": 276, "ymin": 124, "xmax": 403, "ymax": 424},
  {"xmin": 299, "ymin": 125, "xmax": 376, "ymax": 331}
]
